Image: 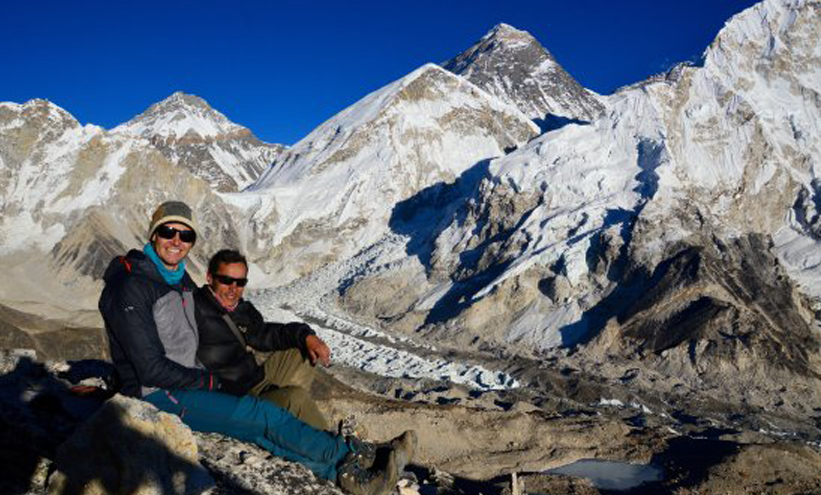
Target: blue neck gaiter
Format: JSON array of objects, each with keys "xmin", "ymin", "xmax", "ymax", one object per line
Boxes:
[{"xmin": 144, "ymin": 243, "xmax": 185, "ymax": 286}]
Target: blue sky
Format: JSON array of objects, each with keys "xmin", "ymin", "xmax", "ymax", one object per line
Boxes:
[{"xmin": 3, "ymin": 0, "xmax": 759, "ymax": 145}]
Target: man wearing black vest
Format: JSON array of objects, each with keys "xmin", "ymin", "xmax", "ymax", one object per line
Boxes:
[{"xmin": 194, "ymin": 249, "xmax": 331, "ymax": 430}]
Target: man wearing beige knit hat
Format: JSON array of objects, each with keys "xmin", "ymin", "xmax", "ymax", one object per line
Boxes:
[
  {"xmin": 99, "ymin": 200, "xmax": 414, "ymax": 494},
  {"xmin": 145, "ymin": 200, "xmax": 198, "ymax": 274}
]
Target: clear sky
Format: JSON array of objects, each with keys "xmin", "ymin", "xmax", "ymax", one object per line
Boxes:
[{"xmin": 2, "ymin": 0, "xmax": 760, "ymax": 145}]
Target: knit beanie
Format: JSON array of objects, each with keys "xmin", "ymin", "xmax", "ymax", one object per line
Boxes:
[{"xmin": 148, "ymin": 201, "xmax": 198, "ymax": 239}]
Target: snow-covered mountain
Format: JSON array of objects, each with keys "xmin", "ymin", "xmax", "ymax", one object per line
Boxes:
[
  {"xmin": 346, "ymin": 0, "xmax": 821, "ymax": 344},
  {"xmin": 0, "ymin": 0, "xmax": 818, "ymax": 429},
  {"xmin": 240, "ymin": 63, "xmax": 538, "ymax": 283},
  {"xmin": 113, "ymin": 92, "xmax": 281, "ymax": 192},
  {"xmin": 442, "ymin": 23, "xmax": 605, "ymax": 123},
  {"xmin": 331, "ymin": 0, "xmax": 821, "ymax": 416},
  {"xmin": 0, "ymin": 95, "xmax": 280, "ymax": 317}
]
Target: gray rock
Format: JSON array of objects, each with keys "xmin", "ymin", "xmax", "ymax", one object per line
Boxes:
[
  {"xmin": 195, "ymin": 431, "xmax": 342, "ymax": 495},
  {"xmin": 48, "ymin": 394, "xmax": 214, "ymax": 495}
]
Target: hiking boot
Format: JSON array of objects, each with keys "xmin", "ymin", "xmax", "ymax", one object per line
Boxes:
[
  {"xmin": 338, "ymin": 415, "xmax": 360, "ymax": 438},
  {"xmin": 345, "ymin": 435, "xmax": 378, "ymax": 470},
  {"xmin": 337, "ymin": 448, "xmax": 399, "ymax": 495},
  {"xmin": 388, "ymin": 430, "xmax": 417, "ymax": 473},
  {"xmin": 346, "ymin": 430, "xmax": 417, "ymax": 472}
]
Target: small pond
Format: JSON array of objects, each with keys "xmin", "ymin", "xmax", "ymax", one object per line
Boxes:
[{"xmin": 546, "ymin": 459, "xmax": 663, "ymax": 491}]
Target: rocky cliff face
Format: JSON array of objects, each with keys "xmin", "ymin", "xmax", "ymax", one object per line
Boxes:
[{"xmin": 442, "ymin": 23, "xmax": 605, "ymax": 123}]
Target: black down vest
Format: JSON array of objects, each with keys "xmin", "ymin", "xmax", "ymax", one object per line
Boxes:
[{"xmin": 193, "ymin": 286, "xmax": 315, "ymax": 396}]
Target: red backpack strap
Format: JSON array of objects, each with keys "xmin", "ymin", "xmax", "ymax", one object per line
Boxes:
[{"xmin": 118, "ymin": 256, "xmax": 132, "ymax": 273}]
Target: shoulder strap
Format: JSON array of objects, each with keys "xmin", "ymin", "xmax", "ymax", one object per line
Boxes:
[
  {"xmin": 221, "ymin": 313, "xmax": 248, "ymax": 348},
  {"xmin": 118, "ymin": 256, "xmax": 132, "ymax": 273}
]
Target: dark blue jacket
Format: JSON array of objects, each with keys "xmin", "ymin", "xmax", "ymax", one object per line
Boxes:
[{"xmin": 99, "ymin": 250, "xmax": 217, "ymax": 398}]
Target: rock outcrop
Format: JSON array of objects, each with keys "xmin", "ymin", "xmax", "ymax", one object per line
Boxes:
[
  {"xmin": 3, "ymin": 353, "xmax": 821, "ymax": 495},
  {"xmin": 48, "ymin": 394, "xmax": 214, "ymax": 495}
]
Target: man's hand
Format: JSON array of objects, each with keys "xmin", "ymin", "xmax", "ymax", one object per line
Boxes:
[{"xmin": 305, "ymin": 334, "xmax": 331, "ymax": 367}]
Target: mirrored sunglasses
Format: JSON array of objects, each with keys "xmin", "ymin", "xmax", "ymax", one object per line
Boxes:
[
  {"xmin": 156, "ymin": 224, "xmax": 197, "ymax": 243},
  {"xmin": 214, "ymin": 274, "xmax": 248, "ymax": 287}
]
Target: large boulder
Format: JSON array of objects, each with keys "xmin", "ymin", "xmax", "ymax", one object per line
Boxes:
[{"xmin": 48, "ymin": 394, "xmax": 214, "ymax": 495}]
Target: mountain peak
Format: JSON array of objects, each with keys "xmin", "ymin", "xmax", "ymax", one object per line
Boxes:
[
  {"xmin": 113, "ymin": 92, "xmax": 245, "ymax": 140},
  {"xmin": 0, "ymin": 99, "xmax": 80, "ymax": 134},
  {"xmin": 157, "ymin": 91, "xmax": 214, "ymax": 112},
  {"xmin": 484, "ymin": 23, "xmax": 536, "ymax": 46},
  {"xmin": 491, "ymin": 22, "xmax": 518, "ymax": 32},
  {"xmin": 441, "ymin": 24, "xmax": 604, "ymax": 121},
  {"xmin": 400, "ymin": 63, "xmax": 455, "ymax": 85},
  {"xmin": 20, "ymin": 98, "xmax": 78, "ymax": 122}
]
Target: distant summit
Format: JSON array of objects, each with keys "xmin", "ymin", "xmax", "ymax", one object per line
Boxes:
[
  {"xmin": 114, "ymin": 92, "xmax": 248, "ymax": 140},
  {"xmin": 442, "ymin": 23, "xmax": 604, "ymax": 122},
  {"xmin": 0, "ymin": 99, "xmax": 84, "ymax": 139},
  {"xmin": 114, "ymin": 92, "xmax": 282, "ymax": 192}
]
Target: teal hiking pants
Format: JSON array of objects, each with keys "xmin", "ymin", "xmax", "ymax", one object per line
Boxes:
[{"xmin": 144, "ymin": 389, "xmax": 349, "ymax": 480}]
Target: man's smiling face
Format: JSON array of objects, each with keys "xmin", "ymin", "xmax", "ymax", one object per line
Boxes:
[
  {"xmin": 207, "ymin": 262, "xmax": 247, "ymax": 309},
  {"xmin": 151, "ymin": 222, "xmax": 194, "ymax": 270}
]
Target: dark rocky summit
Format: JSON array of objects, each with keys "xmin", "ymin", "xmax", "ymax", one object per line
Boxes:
[{"xmin": 442, "ymin": 24, "xmax": 604, "ymax": 122}]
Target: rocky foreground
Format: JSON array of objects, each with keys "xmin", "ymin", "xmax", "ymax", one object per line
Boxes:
[{"xmin": 1, "ymin": 351, "xmax": 819, "ymax": 495}]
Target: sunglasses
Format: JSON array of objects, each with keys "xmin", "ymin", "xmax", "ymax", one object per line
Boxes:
[
  {"xmin": 213, "ymin": 274, "xmax": 248, "ymax": 287},
  {"xmin": 155, "ymin": 224, "xmax": 197, "ymax": 243}
]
